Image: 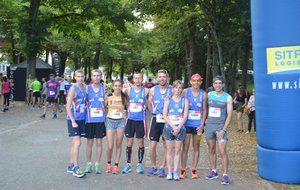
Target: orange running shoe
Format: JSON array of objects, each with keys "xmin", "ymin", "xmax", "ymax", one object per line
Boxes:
[
  {"xmin": 106, "ymin": 164, "xmax": 112, "ymax": 173},
  {"xmin": 191, "ymin": 170, "xmax": 199, "ymax": 179},
  {"xmin": 179, "ymin": 169, "xmax": 186, "ymax": 179},
  {"xmin": 112, "ymin": 165, "xmax": 119, "ymax": 174}
]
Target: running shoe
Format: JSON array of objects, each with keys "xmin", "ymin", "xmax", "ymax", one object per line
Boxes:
[
  {"xmin": 136, "ymin": 164, "xmax": 144, "ymax": 174},
  {"xmin": 40, "ymin": 114, "xmax": 45, "ymax": 119},
  {"xmin": 73, "ymin": 166, "xmax": 85, "ymax": 178},
  {"xmin": 221, "ymin": 174, "xmax": 230, "ymax": 185},
  {"xmin": 191, "ymin": 170, "xmax": 199, "ymax": 179},
  {"xmin": 95, "ymin": 163, "xmax": 102, "ymax": 174},
  {"xmin": 52, "ymin": 114, "xmax": 57, "ymax": 119},
  {"xmin": 85, "ymin": 163, "xmax": 92, "ymax": 173},
  {"xmin": 158, "ymin": 168, "xmax": 166, "ymax": 177},
  {"xmin": 206, "ymin": 170, "xmax": 218, "ymax": 180},
  {"xmin": 166, "ymin": 172, "xmax": 173, "ymax": 180},
  {"xmin": 67, "ymin": 165, "xmax": 74, "ymax": 174},
  {"xmin": 179, "ymin": 169, "xmax": 186, "ymax": 179},
  {"xmin": 112, "ymin": 165, "xmax": 119, "ymax": 174},
  {"xmin": 106, "ymin": 164, "xmax": 112, "ymax": 173},
  {"xmin": 173, "ymin": 172, "xmax": 180, "ymax": 181},
  {"xmin": 147, "ymin": 167, "xmax": 158, "ymax": 176},
  {"xmin": 121, "ymin": 164, "xmax": 132, "ymax": 174}
]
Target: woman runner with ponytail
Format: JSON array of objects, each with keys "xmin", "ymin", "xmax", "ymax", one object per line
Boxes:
[{"xmin": 105, "ymin": 79, "xmax": 128, "ymax": 174}]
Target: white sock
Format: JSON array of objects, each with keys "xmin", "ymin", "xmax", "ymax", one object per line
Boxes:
[
  {"xmin": 212, "ymin": 169, "xmax": 217, "ymax": 173},
  {"xmin": 223, "ymin": 173, "xmax": 228, "ymax": 176}
]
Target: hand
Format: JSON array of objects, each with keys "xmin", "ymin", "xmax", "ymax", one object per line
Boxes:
[
  {"xmin": 172, "ymin": 127, "xmax": 180, "ymax": 136},
  {"xmin": 72, "ymin": 121, "xmax": 78, "ymax": 128},
  {"xmin": 197, "ymin": 126, "xmax": 204, "ymax": 135},
  {"xmin": 216, "ymin": 130, "xmax": 225, "ymax": 140}
]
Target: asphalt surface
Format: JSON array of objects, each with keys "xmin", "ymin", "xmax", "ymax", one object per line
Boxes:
[{"xmin": 0, "ymin": 103, "xmax": 253, "ymax": 190}]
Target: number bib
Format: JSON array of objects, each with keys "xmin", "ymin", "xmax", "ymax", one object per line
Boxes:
[
  {"xmin": 91, "ymin": 107, "xmax": 103, "ymax": 117},
  {"xmin": 111, "ymin": 109, "xmax": 123, "ymax": 119},
  {"xmin": 49, "ymin": 91, "xmax": 55, "ymax": 96},
  {"xmin": 169, "ymin": 114, "xmax": 182, "ymax": 125},
  {"xmin": 208, "ymin": 107, "xmax": 221, "ymax": 118},
  {"xmin": 80, "ymin": 104, "xmax": 85, "ymax": 113},
  {"xmin": 156, "ymin": 114, "xmax": 165, "ymax": 123},
  {"xmin": 188, "ymin": 110, "xmax": 201, "ymax": 120},
  {"xmin": 129, "ymin": 103, "xmax": 143, "ymax": 112}
]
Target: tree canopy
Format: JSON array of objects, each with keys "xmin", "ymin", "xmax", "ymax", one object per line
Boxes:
[{"xmin": 0, "ymin": 0, "xmax": 252, "ymax": 93}]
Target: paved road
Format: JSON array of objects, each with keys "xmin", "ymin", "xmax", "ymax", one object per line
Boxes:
[{"xmin": 0, "ymin": 103, "xmax": 252, "ymax": 190}]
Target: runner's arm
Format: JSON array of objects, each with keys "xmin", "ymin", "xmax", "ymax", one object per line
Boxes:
[
  {"xmin": 178, "ymin": 98, "xmax": 189, "ymax": 129},
  {"xmin": 223, "ymin": 95, "xmax": 233, "ymax": 130},
  {"xmin": 66, "ymin": 87, "xmax": 76, "ymax": 123},
  {"xmin": 162, "ymin": 98, "xmax": 175, "ymax": 130},
  {"xmin": 147, "ymin": 87, "xmax": 154, "ymax": 112}
]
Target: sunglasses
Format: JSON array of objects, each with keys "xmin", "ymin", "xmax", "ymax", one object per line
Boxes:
[{"xmin": 192, "ymin": 79, "xmax": 202, "ymax": 83}]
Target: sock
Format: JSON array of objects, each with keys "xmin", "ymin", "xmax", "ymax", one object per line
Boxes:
[
  {"xmin": 138, "ymin": 147, "xmax": 145, "ymax": 163},
  {"xmin": 192, "ymin": 168, "xmax": 196, "ymax": 173},
  {"xmin": 95, "ymin": 162, "xmax": 99, "ymax": 166},
  {"xmin": 212, "ymin": 169, "xmax": 217, "ymax": 173},
  {"xmin": 107, "ymin": 161, "xmax": 111, "ymax": 165},
  {"xmin": 87, "ymin": 162, "xmax": 92, "ymax": 165},
  {"xmin": 69, "ymin": 163, "xmax": 74, "ymax": 167},
  {"xmin": 181, "ymin": 168, "xmax": 186, "ymax": 171},
  {"xmin": 223, "ymin": 173, "xmax": 228, "ymax": 176},
  {"xmin": 114, "ymin": 163, "xmax": 119, "ymax": 166},
  {"xmin": 126, "ymin": 147, "xmax": 132, "ymax": 163}
]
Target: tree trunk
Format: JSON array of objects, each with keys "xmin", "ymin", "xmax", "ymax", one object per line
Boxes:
[
  {"xmin": 205, "ymin": 37, "xmax": 211, "ymax": 90},
  {"xmin": 120, "ymin": 61, "xmax": 125, "ymax": 81},
  {"xmin": 107, "ymin": 58, "xmax": 113, "ymax": 81},
  {"xmin": 198, "ymin": 2, "xmax": 225, "ymax": 80},
  {"xmin": 187, "ymin": 19, "xmax": 197, "ymax": 75},
  {"xmin": 93, "ymin": 48, "xmax": 100, "ymax": 69},
  {"xmin": 241, "ymin": 25, "xmax": 251, "ymax": 90},
  {"xmin": 59, "ymin": 52, "xmax": 68, "ymax": 76},
  {"xmin": 26, "ymin": 0, "xmax": 41, "ymax": 78}
]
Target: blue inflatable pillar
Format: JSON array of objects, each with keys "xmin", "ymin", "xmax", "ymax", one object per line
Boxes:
[{"xmin": 251, "ymin": 0, "xmax": 300, "ymax": 184}]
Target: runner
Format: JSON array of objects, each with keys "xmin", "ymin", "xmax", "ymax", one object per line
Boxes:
[
  {"xmin": 66, "ymin": 69, "xmax": 86, "ymax": 178},
  {"xmin": 59, "ymin": 75, "xmax": 67, "ymax": 105},
  {"xmin": 162, "ymin": 80, "xmax": 189, "ymax": 181},
  {"xmin": 84, "ymin": 69, "xmax": 106, "ymax": 174},
  {"xmin": 64, "ymin": 76, "xmax": 73, "ymax": 97},
  {"xmin": 147, "ymin": 69, "xmax": 172, "ymax": 177},
  {"xmin": 180, "ymin": 74, "xmax": 207, "ymax": 179},
  {"xmin": 105, "ymin": 79, "xmax": 127, "ymax": 174},
  {"xmin": 40, "ymin": 74, "xmax": 60, "ymax": 119},
  {"xmin": 123, "ymin": 75, "xmax": 133, "ymax": 92},
  {"xmin": 204, "ymin": 75, "xmax": 233, "ymax": 185},
  {"xmin": 31, "ymin": 77, "xmax": 41, "ymax": 108},
  {"xmin": 26, "ymin": 74, "xmax": 34, "ymax": 105},
  {"xmin": 122, "ymin": 72, "xmax": 149, "ymax": 174}
]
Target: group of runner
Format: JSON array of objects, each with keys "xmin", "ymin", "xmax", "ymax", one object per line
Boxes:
[{"xmin": 62, "ymin": 68, "xmax": 233, "ymax": 185}]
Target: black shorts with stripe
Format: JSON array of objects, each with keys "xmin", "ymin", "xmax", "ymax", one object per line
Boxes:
[
  {"xmin": 125, "ymin": 119, "xmax": 147, "ymax": 138},
  {"xmin": 149, "ymin": 117, "xmax": 165, "ymax": 142}
]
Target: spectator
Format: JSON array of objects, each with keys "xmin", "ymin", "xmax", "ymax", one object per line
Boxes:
[
  {"xmin": 59, "ymin": 75, "xmax": 67, "ymax": 105},
  {"xmin": 31, "ymin": 77, "xmax": 42, "ymax": 108},
  {"xmin": 2, "ymin": 76, "xmax": 10, "ymax": 112},
  {"xmin": 234, "ymin": 85, "xmax": 247, "ymax": 132},
  {"xmin": 144, "ymin": 78, "xmax": 155, "ymax": 88},
  {"xmin": 245, "ymin": 89, "xmax": 256, "ymax": 134}
]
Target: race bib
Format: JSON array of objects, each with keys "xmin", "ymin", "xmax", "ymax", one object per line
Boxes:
[
  {"xmin": 111, "ymin": 109, "xmax": 123, "ymax": 119},
  {"xmin": 49, "ymin": 91, "xmax": 55, "ymax": 96},
  {"xmin": 170, "ymin": 114, "xmax": 182, "ymax": 125},
  {"xmin": 91, "ymin": 107, "xmax": 103, "ymax": 117},
  {"xmin": 208, "ymin": 107, "xmax": 221, "ymax": 118},
  {"xmin": 188, "ymin": 110, "xmax": 201, "ymax": 120},
  {"xmin": 80, "ymin": 104, "xmax": 85, "ymax": 113},
  {"xmin": 156, "ymin": 114, "xmax": 165, "ymax": 123},
  {"xmin": 129, "ymin": 103, "xmax": 143, "ymax": 112}
]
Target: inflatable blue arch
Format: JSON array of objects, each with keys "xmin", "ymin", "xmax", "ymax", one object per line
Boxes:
[{"xmin": 251, "ymin": 0, "xmax": 300, "ymax": 184}]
